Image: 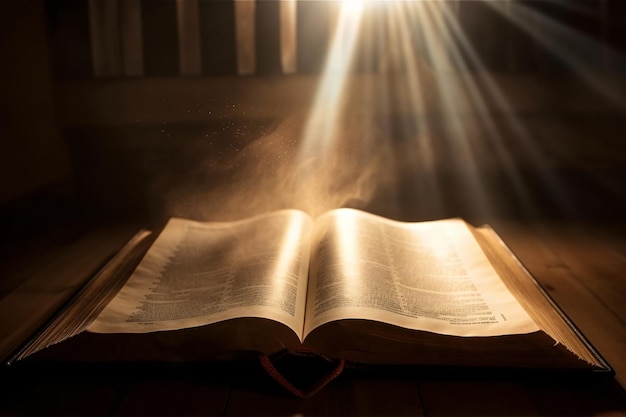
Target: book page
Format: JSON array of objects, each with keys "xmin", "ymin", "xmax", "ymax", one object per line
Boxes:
[
  {"xmin": 89, "ymin": 210, "xmax": 313, "ymax": 339},
  {"xmin": 304, "ymin": 209, "xmax": 540, "ymax": 338}
]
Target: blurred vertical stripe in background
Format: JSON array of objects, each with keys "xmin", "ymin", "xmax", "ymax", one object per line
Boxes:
[{"xmin": 47, "ymin": 0, "xmax": 626, "ymax": 79}]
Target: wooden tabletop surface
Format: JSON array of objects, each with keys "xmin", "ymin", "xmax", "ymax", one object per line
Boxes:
[{"xmin": 1, "ymin": 72, "xmax": 625, "ymax": 415}]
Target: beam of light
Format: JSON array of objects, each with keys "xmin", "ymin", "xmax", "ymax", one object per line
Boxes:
[
  {"xmin": 481, "ymin": 1, "xmax": 626, "ymax": 217},
  {"xmin": 285, "ymin": 0, "xmax": 623, "ymax": 223},
  {"xmin": 298, "ymin": 0, "xmax": 364, "ymax": 160},
  {"xmin": 383, "ymin": 1, "xmax": 445, "ymax": 216},
  {"xmin": 379, "ymin": 0, "xmax": 613, "ymax": 220},
  {"xmin": 414, "ymin": 1, "xmax": 496, "ymax": 218},
  {"xmin": 342, "ymin": 0, "xmax": 365, "ymax": 16},
  {"xmin": 290, "ymin": 0, "xmax": 368, "ymax": 218},
  {"xmin": 485, "ymin": 1, "xmax": 626, "ymax": 107},
  {"xmin": 434, "ymin": 1, "xmax": 572, "ymax": 218}
]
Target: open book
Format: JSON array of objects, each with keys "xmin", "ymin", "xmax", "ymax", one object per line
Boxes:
[{"xmin": 11, "ymin": 209, "xmax": 611, "ymax": 380}]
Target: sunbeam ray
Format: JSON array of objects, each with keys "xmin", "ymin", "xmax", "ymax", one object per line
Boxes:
[
  {"xmin": 244, "ymin": 0, "xmax": 626, "ymax": 222},
  {"xmin": 384, "ymin": 1, "xmax": 445, "ymax": 216},
  {"xmin": 298, "ymin": 0, "xmax": 364, "ymax": 159},
  {"xmin": 416, "ymin": 1, "xmax": 495, "ymax": 218},
  {"xmin": 437, "ymin": 1, "xmax": 574, "ymax": 218},
  {"xmin": 486, "ymin": 1, "xmax": 626, "ymax": 107}
]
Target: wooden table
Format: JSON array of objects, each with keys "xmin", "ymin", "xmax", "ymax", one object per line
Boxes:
[
  {"xmin": 0, "ymin": 218, "xmax": 625, "ymax": 416},
  {"xmin": 1, "ymin": 73, "xmax": 625, "ymax": 415}
]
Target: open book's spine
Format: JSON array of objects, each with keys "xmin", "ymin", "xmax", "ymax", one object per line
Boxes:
[{"xmin": 5, "ymin": 229, "xmax": 155, "ymax": 366}]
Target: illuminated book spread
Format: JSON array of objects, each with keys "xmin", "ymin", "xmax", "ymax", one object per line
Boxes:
[{"xmin": 11, "ymin": 209, "xmax": 611, "ymax": 377}]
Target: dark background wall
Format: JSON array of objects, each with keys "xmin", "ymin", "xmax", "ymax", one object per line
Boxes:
[
  {"xmin": 0, "ymin": 1, "xmax": 71, "ymax": 205},
  {"xmin": 1, "ymin": 0, "xmax": 625, "ymax": 229}
]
